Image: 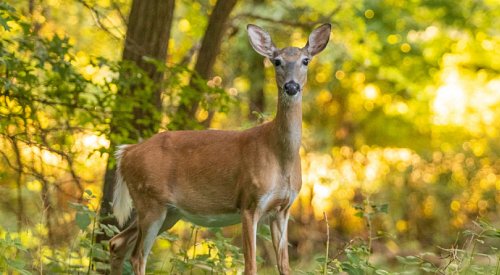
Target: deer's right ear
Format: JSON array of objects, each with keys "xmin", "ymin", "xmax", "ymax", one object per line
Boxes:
[{"xmin": 247, "ymin": 24, "xmax": 277, "ymax": 58}]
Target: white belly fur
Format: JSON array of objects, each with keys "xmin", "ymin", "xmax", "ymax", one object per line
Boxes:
[
  {"xmin": 178, "ymin": 208, "xmax": 241, "ymax": 227},
  {"xmin": 171, "ymin": 190, "xmax": 297, "ymax": 228}
]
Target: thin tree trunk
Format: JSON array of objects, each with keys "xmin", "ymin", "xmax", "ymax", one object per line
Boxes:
[
  {"xmin": 333, "ymin": 89, "xmax": 354, "ymax": 146},
  {"xmin": 247, "ymin": 0, "xmax": 266, "ymax": 121},
  {"xmin": 97, "ymin": 0, "xmax": 175, "ymax": 242},
  {"xmin": 11, "ymin": 139, "xmax": 24, "ymax": 231},
  {"xmin": 29, "ymin": 0, "xmax": 35, "ymax": 14},
  {"xmin": 247, "ymin": 47, "xmax": 266, "ymax": 121},
  {"xmin": 173, "ymin": 0, "xmax": 238, "ymax": 129},
  {"xmin": 41, "ymin": 179, "xmax": 54, "ymax": 246}
]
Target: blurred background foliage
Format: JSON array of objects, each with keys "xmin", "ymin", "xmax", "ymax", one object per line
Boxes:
[{"xmin": 0, "ymin": 0, "xmax": 499, "ymax": 273}]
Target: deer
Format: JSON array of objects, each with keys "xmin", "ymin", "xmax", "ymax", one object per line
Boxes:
[{"xmin": 108, "ymin": 23, "xmax": 331, "ymax": 275}]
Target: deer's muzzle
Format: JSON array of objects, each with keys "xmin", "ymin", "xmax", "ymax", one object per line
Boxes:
[{"xmin": 284, "ymin": 81, "xmax": 300, "ymax": 96}]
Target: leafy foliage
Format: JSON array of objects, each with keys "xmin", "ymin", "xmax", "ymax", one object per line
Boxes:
[{"xmin": 0, "ymin": 233, "xmax": 30, "ymax": 274}]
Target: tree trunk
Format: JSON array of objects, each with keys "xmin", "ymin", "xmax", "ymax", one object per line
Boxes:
[
  {"xmin": 333, "ymin": 89, "xmax": 354, "ymax": 147},
  {"xmin": 97, "ymin": 0, "xmax": 175, "ymax": 241},
  {"xmin": 11, "ymin": 139, "xmax": 24, "ymax": 231},
  {"xmin": 121, "ymin": 0, "xmax": 175, "ymax": 112},
  {"xmin": 173, "ymin": 0, "xmax": 238, "ymax": 129},
  {"xmin": 247, "ymin": 0, "xmax": 266, "ymax": 121},
  {"xmin": 247, "ymin": 47, "xmax": 266, "ymax": 121},
  {"xmin": 41, "ymin": 179, "xmax": 54, "ymax": 246}
]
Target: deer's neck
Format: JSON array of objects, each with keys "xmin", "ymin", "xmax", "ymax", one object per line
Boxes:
[{"xmin": 272, "ymin": 92, "xmax": 302, "ymax": 163}]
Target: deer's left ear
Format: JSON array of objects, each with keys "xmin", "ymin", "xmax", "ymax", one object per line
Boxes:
[{"xmin": 305, "ymin": 23, "xmax": 331, "ymax": 56}]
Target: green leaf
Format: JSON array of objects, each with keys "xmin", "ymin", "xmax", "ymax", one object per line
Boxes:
[
  {"xmin": 160, "ymin": 231, "xmax": 179, "ymax": 242},
  {"xmin": 5, "ymin": 258, "xmax": 31, "ymax": 275},
  {"xmin": 0, "ymin": 16, "xmax": 11, "ymax": 31},
  {"xmin": 396, "ymin": 255, "xmax": 421, "ymax": 265},
  {"xmin": 103, "ymin": 225, "xmax": 114, "ymax": 237},
  {"xmin": 420, "ymin": 262, "xmax": 437, "ymax": 272},
  {"xmin": 195, "ymin": 254, "xmax": 210, "ymax": 261},
  {"xmin": 75, "ymin": 212, "xmax": 91, "ymax": 230},
  {"xmin": 354, "ymin": 211, "xmax": 364, "ymax": 218},
  {"xmin": 484, "ymin": 229, "xmax": 500, "ymax": 239},
  {"xmin": 257, "ymin": 224, "xmax": 272, "ymax": 242},
  {"xmin": 378, "ymin": 203, "xmax": 389, "ymax": 213},
  {"xmin": 316, "ymin": 256, "xmax": 327, "ymax": 263}
]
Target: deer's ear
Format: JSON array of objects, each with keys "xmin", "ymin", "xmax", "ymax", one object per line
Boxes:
[
  {"xmin": 305, "ymin": 23, "xmax": 331, "ymax": 56},
  {"xmin": 247, "ymin": 24, "xmax": 277, "ymax": 58}
]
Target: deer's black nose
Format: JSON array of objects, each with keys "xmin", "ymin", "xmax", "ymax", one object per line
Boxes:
[{"xmin": 284, "ymin": 81, "xmax": 300, "ymax": 96}]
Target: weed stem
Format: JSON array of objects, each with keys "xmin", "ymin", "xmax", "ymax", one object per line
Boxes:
[{"xmin": 323, "ymin": 212, "xmax": 329, "ymax": 275}]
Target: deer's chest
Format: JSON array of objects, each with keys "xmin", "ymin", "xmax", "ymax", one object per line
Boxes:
[
  {"xmin": 257, "ymin": 186, "xmax": 298, "ymax": 214},
  {"xmin": 252, "ymin": 161, "xmax": 301, "ymax": 213}
]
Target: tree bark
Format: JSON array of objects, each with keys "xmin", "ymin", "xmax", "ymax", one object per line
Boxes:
[
  {"xmin": 333, "ymin": 89, "xmax": 354, "ymax": 147},
  {"xmin": 11, "ymin": 139, "xmax": 24, "ymax": 231},
  {"xmin": 121, "ymin": 0, "xmax": 174, "ymax": 111},
  {"xmin": 173, "ymin": 0, "xmax": 238, "ymax": 129},
  {"xmin": 247, "ymin": 0, "xmax": 266, "ymax": 121},
  {"xmin": 41, "ymin": 179, "xmax": 54, "ymax": 246},
  {"xmin": 97, "ymin": 0, "xmax": 175, "ymax": 241},
  {"xmin": 247, "ymin": 47, "xmax": 266, "ymax": 121}
]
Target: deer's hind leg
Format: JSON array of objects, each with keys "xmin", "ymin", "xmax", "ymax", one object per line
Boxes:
[
  {"xmin": 110, "ymin": 207, "xmax": 180, "ymax": 275},
  {"xmin": 110, "ymin": 219, "xmax": 139, "ymax": 275},
  {"xmin": 129, "ymin": 200, "xmax": 170, "ymax": 275}
]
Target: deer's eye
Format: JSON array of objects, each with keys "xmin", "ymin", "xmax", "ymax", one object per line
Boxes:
[
  {"xmin": 273, "ymin": 59, "xmax": 282, "ymax": 67},
  {"xmin": 302, "ymin": 58, "xmax": 310, "ymax": 66}
]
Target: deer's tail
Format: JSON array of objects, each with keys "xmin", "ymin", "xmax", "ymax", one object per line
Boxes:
[{"xmin": 112, "ymin": 144, "xmax": 133, "ymax": 227}]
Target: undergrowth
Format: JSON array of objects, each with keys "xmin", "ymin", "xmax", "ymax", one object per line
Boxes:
[
  {"xmin": 303, "ymin": 197, "xmax": 500, "ymax": 275},
  {"xmin": 0, "ymin": 190, "xmax": 499, "ymax": 274}
]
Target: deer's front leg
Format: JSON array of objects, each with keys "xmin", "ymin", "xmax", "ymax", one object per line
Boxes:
[
  {"xmin": 270, "ymin": 209, "xmax": 290, "ymax": 275},
  {"xmin": 241, "ymin": 209, "xmax": 259, "ymax": 275}
]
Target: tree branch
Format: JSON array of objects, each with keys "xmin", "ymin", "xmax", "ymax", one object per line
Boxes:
[
  {"xmin": 235, "ymin": 4, "xmax": 342, "ymax": 30},
  {"xmin": 77, "ymin": 0, "xmax": 125, "ymax": 41}
]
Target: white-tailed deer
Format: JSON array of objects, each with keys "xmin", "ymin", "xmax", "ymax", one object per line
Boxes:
[{"xmin": 109, "ymin": 23, "xmax": 331, "ymax": 275}]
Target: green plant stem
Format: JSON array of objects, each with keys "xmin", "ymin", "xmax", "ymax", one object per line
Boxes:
[
  {"xmin": 87, "ymin": 206, "xmax": 99, "ymax": 275},
  {"xmin": 191, "ymin": 227, "xmax": 199, "ymax": 274},
  {"xmin": 323, "ymin": 212, "xmax": 329, "ymax": 275},
  {"xmin": 464, "ymin": 228, "xmax": 486, "ymax": 273},
  {"xmin": 169, "ymin": 259, "xmax": 175, "ymax": 274},
  {"xmin": 495, "ymin": 255, "xmax": 499, "ymax": 275},
  {"xmin": 67, "ymin": 231, "xmax": 79, "ymax": 274},
  {"xmin": 466, "ymin": 239, "xmax": 477, "ymax": 272},
  {"xmin": 365, "ymin": 196, "xmax": 373, "ymax": 265},
  {"xmin": 185, "ymin": 226, "xmax": 195, "ymax": 262}
]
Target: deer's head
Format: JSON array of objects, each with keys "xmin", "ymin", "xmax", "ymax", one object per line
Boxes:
[{"xmin": 247, "ymin": 23, "xmax": 331, "ymax": 97}]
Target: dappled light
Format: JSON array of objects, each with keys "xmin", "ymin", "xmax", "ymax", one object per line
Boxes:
[{"xmin": 433, "ymin": 69, "xmax": 467, "ymax": 125}]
